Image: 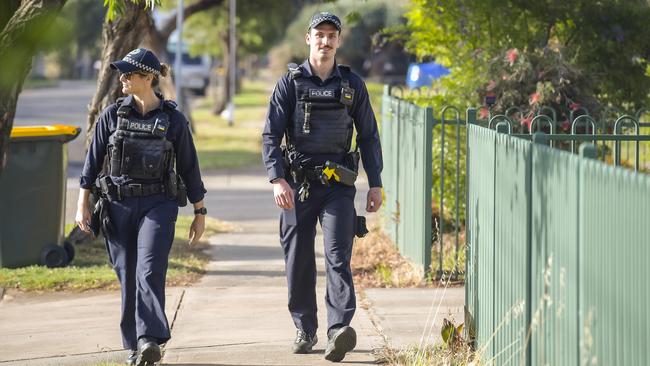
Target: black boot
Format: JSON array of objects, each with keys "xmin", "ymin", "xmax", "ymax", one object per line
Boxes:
[
  {"xmin": 137, "ymin": 337, "xmax": 161, "ymax": 366},
  {"xmin": 324, "ymin": 326, "xmax": 356, "ymax": 362},
  {"xmin": 292, "ymin": 329, "xmax": 318, "ymax": 354}
]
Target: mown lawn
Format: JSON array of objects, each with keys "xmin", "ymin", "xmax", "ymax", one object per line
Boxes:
[
  {"xmin": 0, "ymin": 216, "xmax": 235, "ymax": 292},
  {"xmin": 191, "ymin": 80, "xmax": 268, "ymax": 171}
]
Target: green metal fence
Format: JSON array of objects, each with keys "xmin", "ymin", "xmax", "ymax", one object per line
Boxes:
[
  {"xmin": 465, "ymin": 123, "xmax": 650, "ymax": 365},
  {"xmin": 381, "ymin": 85, "xmax": 434, "ymax": 272}
]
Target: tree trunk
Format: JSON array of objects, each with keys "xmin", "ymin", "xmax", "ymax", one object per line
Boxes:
[
  {"xmin": 212, "ymin": 34, "xmax": 230, "ymax": 115},
  {"xmin": 84, "ymin": 2, "xmax": 149, "ymax": 148},
  {"xmin": 0, "ymin": 0, "xmax": 67, "ymax": 175}
]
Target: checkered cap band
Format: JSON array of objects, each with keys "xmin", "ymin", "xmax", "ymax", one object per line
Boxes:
[
  {"xmin": 124, "ymin": 57, "xmax": 161, "ymax": 76},
  {"xmin": 309, "ymin": 12, "xmax": 341, "ymax": 30}
]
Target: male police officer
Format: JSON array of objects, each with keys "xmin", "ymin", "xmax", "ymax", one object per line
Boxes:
[{"xmin": 262, "ymin": 12, "xmax": 383, "ymax": 362}]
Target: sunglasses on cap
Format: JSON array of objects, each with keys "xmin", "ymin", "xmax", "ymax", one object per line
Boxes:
[{"xmin": 120, "ymin": 71, "xmax": 149, "ymax": 79}]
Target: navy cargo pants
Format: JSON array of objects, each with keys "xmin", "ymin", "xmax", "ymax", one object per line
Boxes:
[
  {"xmin": 105, "ymin": 194, "xmax": 178, "ymax": 351},
  {"xmin": 280, "ymin": 182, "xmax": 357, "ymax": 335}
]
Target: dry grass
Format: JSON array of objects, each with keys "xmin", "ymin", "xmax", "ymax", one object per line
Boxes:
[
  {"xmin": 351, "ymin": 219, "xmax": 428, "ymax": 288},
  {"xmin": 376, "ymin": 343, "xmax": 478, "ymax": 366}
]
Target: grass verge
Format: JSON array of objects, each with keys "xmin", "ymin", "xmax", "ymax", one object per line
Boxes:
[
  {"xmin": 0, "ymin": 216, "xmax": 235, "ymax": 292},
  {"xmin": 376, "ymin": 343, "xmax": 477, "ymax": 366}
]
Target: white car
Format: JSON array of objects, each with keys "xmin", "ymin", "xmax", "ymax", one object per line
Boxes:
[{"xmin": 167, "ymin": 51, "xmax": 212, "ymax": 96}]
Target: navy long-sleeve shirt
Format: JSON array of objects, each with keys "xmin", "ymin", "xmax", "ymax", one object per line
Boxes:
[
  {"xmin": 262, "ymin": 60, "xmax": 383, "ymax": 187},
  {"xmin": 80, "ymin": 94, "xmax": 206, "ymax": 203}
]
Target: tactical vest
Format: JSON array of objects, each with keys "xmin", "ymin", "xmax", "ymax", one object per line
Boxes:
[
  {"xmin": 287, "ymin": 63, "xmax": 355, "ymax": 155},
  {"xmin": 106, "ymin": 100, "xmax": 175, "ymax": 182}
]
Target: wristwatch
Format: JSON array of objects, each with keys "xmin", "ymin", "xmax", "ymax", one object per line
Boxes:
[{"xmin": 194, "ymin": 207, "xmax": 207, "ymax": 215}]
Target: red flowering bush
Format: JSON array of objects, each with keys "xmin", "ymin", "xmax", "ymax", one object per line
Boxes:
[{"xmin": 478, "ymin": 46, "xmax": 600, "ymax": 133}]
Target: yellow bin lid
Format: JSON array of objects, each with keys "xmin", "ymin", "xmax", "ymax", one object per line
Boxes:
[{"xmin": 10, "ymin": 124, "xmax": 80, "ymax": 138}]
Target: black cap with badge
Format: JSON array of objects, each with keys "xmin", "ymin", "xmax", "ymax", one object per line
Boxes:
[
  {"xmin": 308, "ymin": 11, "xmax": 342, "ymax": 32},
  {"xmin": 110, "ymin": 48, "xmax": 162, "ymax": 76}
]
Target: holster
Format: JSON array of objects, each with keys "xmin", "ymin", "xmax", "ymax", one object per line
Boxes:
[
  {"xmin": 98, "ymin": 176, "xmax": 120, "ymax": 201},
  {"xmin": 282, "ymin": 146, "xmax": 306, "ymax": 183},
  {"xmin": 90, "ymin": 197, "xmax": 114, "ymax": 239},
  {"xmin": 324, "ymin": 160, "xmax": 357, "ymax": 186}
]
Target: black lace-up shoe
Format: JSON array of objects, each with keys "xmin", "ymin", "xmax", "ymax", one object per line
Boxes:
[
  {"xmin": 324, "ymin": 326, "xmax": 357, "ymax": 362},
  {"xmin": 292, "ymin": 329, "xmax": 318, "ymax": 354},
  {"xmin": 125, "ymin": 350, "xmax": 138, "ymax": 365},
  {"xmin": 136, "ymin": 337, "xmax": 161, "ymax": 366}
]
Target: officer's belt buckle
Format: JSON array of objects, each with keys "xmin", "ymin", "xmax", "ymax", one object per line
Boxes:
[{"xmin": 130, "ymin": 183, "xmax": 143, "ymax": 196}]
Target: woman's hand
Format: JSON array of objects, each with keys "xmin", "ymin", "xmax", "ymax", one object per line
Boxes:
[
  {"xmin": 189, "ymin": 212, "xmax": 206, "ymax": 246},
  {"xmin": 76, "ymin": 188, "xmax": 92, "ymax": 232}
]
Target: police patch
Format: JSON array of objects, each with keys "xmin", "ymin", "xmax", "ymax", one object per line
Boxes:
[
  {"xmin": 309, "ymin": 89, "xmax": 334, "ymax": 98},
  {"xmin": 128, "ymin": 121, "xmax": 154, "ymax": 132}
]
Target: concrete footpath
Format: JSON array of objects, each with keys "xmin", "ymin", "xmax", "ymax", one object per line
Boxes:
[{"xmin": 0, "ymin": 168, "xmax": 463, "ymax": 365}]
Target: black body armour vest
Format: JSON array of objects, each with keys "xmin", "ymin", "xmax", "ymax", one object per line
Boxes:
[
  {"xmin": 107, "ymin": 101, "xmax": 175, "ymax": 182},
  {"xmin": 288, "ymin": 64, "xmax": 355, "ymax": 155}
]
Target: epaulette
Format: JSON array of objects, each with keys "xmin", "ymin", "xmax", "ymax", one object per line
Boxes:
[
  {"xmin": 337, "ymin": 64, "xmax": 351, "ymax": 74},
  {"xmin": 163, "ymin": 100, "xmax": 178, "ymax": 111},
  {"xmin": 287, "ymin": 63, "xmax": 303, "ymax": 79}
]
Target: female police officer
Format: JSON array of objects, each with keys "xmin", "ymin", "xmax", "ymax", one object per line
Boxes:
[{"xmin": 75, "ymin": 48, "xmax": 207, "ymax": 366}]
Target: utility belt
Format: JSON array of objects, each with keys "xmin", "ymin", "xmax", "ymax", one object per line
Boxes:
[
  {"xmin": 283, "ymin": 147, "xmax": 359, "ymax": 186},
  {"xmin": 282, "ymin": 146, "xmax": 360, "ymax": 203},
  {"xmin": 95, "ymin": 175, "xmax": 187, "ymax": 206},
  {"xmin": 300, "ymin": 162, "xmax": 357, "ymax": 187}
]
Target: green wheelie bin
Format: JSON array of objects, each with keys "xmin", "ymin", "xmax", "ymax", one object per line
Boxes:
[{"xmin": 0, "ymin": 125, "xmax": 81, "ymax": 268}]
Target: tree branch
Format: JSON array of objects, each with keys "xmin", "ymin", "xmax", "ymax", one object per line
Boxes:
[{"xmin": 159, "ymin": 0, "xmax": 225, "ymax": 41}]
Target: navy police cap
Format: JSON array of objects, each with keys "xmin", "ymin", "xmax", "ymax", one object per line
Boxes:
[
  {"xmin": 110, "ymin": 48, "xmax": 161, "ymax": 76},
  {"xmin": 308, "ymin": 12, "xmax": 342, "ymax": 31}
]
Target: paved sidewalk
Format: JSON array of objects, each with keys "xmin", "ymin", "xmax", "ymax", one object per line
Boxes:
[{"xmin": 1, "ymin": 168, "xmax": 464, "ymax": 365}]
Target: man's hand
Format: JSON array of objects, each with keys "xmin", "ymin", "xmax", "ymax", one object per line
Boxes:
[
  {"xmin": 273, "ymin": 178, "xmax": 295, "ymax": 210},
  {"xmin": 366, "ymin": 187, "xmax": 383, "ymax": 212},
  {"xmin": 188, "ymin": 214, "xmax": 205, "ymax": 246}
]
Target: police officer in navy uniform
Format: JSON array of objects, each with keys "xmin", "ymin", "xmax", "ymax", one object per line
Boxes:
[
  {"xmin": 262, "ymin": 12, "xmax": 383, "ymax": 362},
  {"xmin": 75, "ymin": 48, "xmax": 207, "ymax": 366}
]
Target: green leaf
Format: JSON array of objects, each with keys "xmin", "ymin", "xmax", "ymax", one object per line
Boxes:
[{"xmin": 441, "ymin": 318, "xmax": 454, "ymax": 344}]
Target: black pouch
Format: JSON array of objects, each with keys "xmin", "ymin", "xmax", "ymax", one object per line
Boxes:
[
  {"xmin": 355, "ymin": 215, "xmax": 369, "ymax": 238},
  {"xmin": 345, "ymin": 150, "xmax": 360, "ymax": 173},
  {"xmin": 176, "ymin": 176, "xmax": 188, "ymax": 207},
  {"xmin": 165, "ymin": 171, "xmax": 178, "ymax": 200}
]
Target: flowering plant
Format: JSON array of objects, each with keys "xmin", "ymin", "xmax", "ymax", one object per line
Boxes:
[{"xmin": 478, "ymin": 46, "xmax": 600, "ymax": 133}]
